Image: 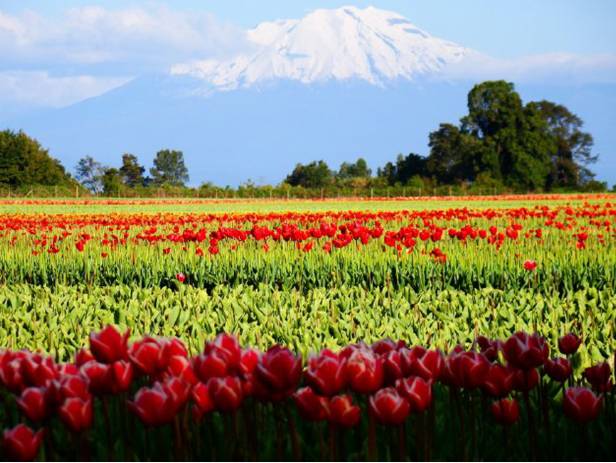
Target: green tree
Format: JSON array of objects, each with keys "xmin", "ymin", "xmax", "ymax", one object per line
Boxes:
[
  {"xmin": 526, "ymin": 100, "xmax": 597, "ymax": 188},
  {"xmin": 377, "ymin": 153, "xmax": 427, "ymax": 185},
  {"xmin": 0, "ymin": 130, "xmax": 72, "ymax": 187},
  {"xmin": 150, "ymin": 149, "xmax": 189, "ymax": 186},
  {"xmin": 101, "ymin": 168, "xmax": 123, "ymax": 196},
  {"xmin": 285, "ymin": 161, "xmax": 332, "ymax": 188},
  {"xmin": 119, "ymin": 153, "xmax": 145, "ymax": 188},
  {"xmin": 75, "ymin": 156, "xmax": 105, "ymax": 193},
  {"xmin": 337, "ymin": 158, "xmax": 372, "ymax": 180}
]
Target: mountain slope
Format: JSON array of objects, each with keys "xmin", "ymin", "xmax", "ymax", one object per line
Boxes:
[{"xmin": 170, "ymin": 6, "xmax": 473, "ymax": 91}]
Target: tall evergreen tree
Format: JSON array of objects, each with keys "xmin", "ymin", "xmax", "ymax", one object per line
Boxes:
[
  {"xmin": 150, "ymin": 149, "xmax": 189, "ymax": 187},
  {"xmin": 119, "ymin": 153, "xmax": 145, "ymax": 188}
]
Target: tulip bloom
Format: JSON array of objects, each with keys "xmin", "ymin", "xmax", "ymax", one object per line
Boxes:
[
  {"xmin": 305, "ymin": 349, "xmax": 347, "ymax": 396},
  {"xmin": 328, "ymin": 394, "xmax": 361, "ymax": 427},
  {"xmin": 502, "ymin": 332, "xmax": 549, "ymax": 370},
  {"xmin": 490, "ymin": 398, "xmax": 520, "ymax": 425},
  {"xmin": 395, "ymin": 377, "xmax": 432, "ymax": 413},
  {"xmin": 191, "ymin": 382, "xmax": 215, "ymax": 421},
  {"xmin": 254, "ymin": 345, "xmax": 302, "ymax": 400},
  {"xmin": 512, "ymin": 367, "xmax": 539, "ymax": 392},
  {"xmin": 558, "ymin": 333, "xmax": 582, "ymax": 356},
  {"xmin": 16, "ymin": 387, "xmax": 49, "ymax": 422},
  {"xmin": 369, "ymin": 387, "xmax": 410, "ymax": 425},
  {"xmin": 544, "ymin": 357, "xmax": 572, "ymax": 383},
  {"xmin": 583, "ymin": 362, "xmax": 613, "ymax": 393},
  {"xmin": 442, "ymin": 351, "xmax": 490, "ymax": 389},
  {"xmin": 482, "ymin": 364, "xmax": 515, "ymax": 398},
  {"xmin": 59, "ymin": 398, "xmax": 93, "ymax": 433},
  {"xmin": 89, "ymin": 325, "xmax": 130, "ymax": 363},
  {"xmin": 2, "ymin": 424, "xmax": 44, "ymax": 462},
  {"xmin": 207, "ymin": 376, "xmax": 244, "ymax": 412},
  {"xmin": 176, "ymin": 273, "xmax": 186, "ymax": 283},
  {"xmin": 293, "ymin": 387, "xmax": 330, "ymax": 421},
  {"xmin": 345, "ymin": 348, "xmax": 384, "ymax": 394},
  {"xmin": 406, "ymin": 349, "xmax": 443, "ymax": 381},
  {"xmin": 523, "ymin": 260, "xmax": 537, "ymax": 271},
  {"xmin": 128, "ymin": 382, "xmax": 180, "ymax": 426},
  {"xmin": 562, "ymin": 387, "xmax": 603, "ymax": 423}
]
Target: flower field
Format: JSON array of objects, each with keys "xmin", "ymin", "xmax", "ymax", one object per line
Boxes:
[{"xmin": 1, "ymin": 194, "xmax": 615, "ymax": 460}]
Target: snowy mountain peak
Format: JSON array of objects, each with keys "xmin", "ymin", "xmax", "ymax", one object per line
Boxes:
[{"xmin": 170, "ymin": 6, "xmax": 474, "ymax": 91}]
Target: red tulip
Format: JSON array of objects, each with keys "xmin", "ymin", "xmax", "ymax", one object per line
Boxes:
[
  {"xmin": 16, "ymin": 387, "xmax": 49, "ymax": 422},
  {"xmin": 305, "ymin": 349, "xmax": 347, "ymax": 396},
  {"xmin": 523, "ymin": 260, "xmax": 537, "ymax": 271},
  {"xmin": 405, "ymin": 349, "xmax": 443, "ymax": 381},
  {"xmin": 89, "ymin": 325, "xmax": 130, "ymax": 363},
  {"xmin": 442, "ymin": 351, "xmax": 490, "ymax": 389},
  {"xmin": 395, "ymin": 377, "xmax": 432, "ymax": 413},
  {"xmin": 328, "ymin": 394, "xmax": 361, "ymax": 427},
  {"xmin": 205, "ymin": 333, "xmax": 241, "ymax": 369},
  {"xmin": 490, "ymin": 398, "xmax": 520, "ymax": 425},
  {"xmin": 476, "ymin": 336, "xmax": 501, "ymax": 362},
  {"xmin": 237, "ymin": 349, "xmax": 257, "ymax": 376},
  {"xmin": 293, "ymin": 387, "xmax": 330, "ymax": 421},
  {"xmin": 193, "ymin": 349, "xmax": 233, "ymax": 382},
  {"xmin": 75, "ymin": 348, "xmax": 95, "ymax": 366},
  {"xmin": 383, "ymin": 350, "xmax": 404, "ymax": 384},
  {"xmin": 80, "ymin": 360, "xmax": 112, "ymax": 394},
  {"xmin": 191, "ymin": 382, "xmax": 215, "ymax": 420},
  {"xmin": 176, "ymin": 273, "xmax": 186, "ymax": 283},
  {"xmin": 502, "ymin": 332, "xmax": 549, "ymax": 370},
  {"xmin": 345, "ymin": 348, "xmax": 384, "ymax": 394},
  {"xmin": 166, "ymin": 355, "xmax": 198, "ymax": 385},
  {"xmin": 110, "ymin": 360, "xmax": 134, "ymax": 393},
  {"xmin": 482, "ymin": 364, "xmax": 515, "ymax": 397},
  {"xmin": 207, "ymin": 376, "xmax": 244, "ymax": 412},
  {"xmin": 59, "ymin": 375, "xmax": 90, "ymax": 401},
  {"xmin": 563, "ymin": 387, "xmax": 603, "ymax": 423},
  {"xmin": 583, "ymin": 362, "xmax": 613, "ymax": 393},
  {"xmin": 129, "ymin": 337, "xmax": 166, "ymax": 376},
  {"xmin": 512, "ymin": 368, "xmax": 539, "ymax": 392},
  {"xmin": 0, "ymin": 354, "xmax": 26, "ymax": 393},
  {"xmin": 558, "ymin": 333, "xmax": 582, "ymax": 356},
  {"xmin": 371, "ymin": 338, "xmax": 404, "ymax": 356},
  {"xmin": 254, "ymin": 345, "xmax": 302, "ymax": 400},
  {"xmin": 544, "ymin": 357, "xmax": 572, "ymax": 382},
  {"xmin": 2, "ymin": 424, "xmax": 44, "ymax": 461},
  {"xmin": 369, "ymin": 387, "xmax": 410, "ymax": 425},
  {"xmin": 22, "ymin": 356, "xmax": 59, "ymax": 387},
  {"xmin": 128, "ymin": 382, "xmax": 179, "ymax": 426},
  {"xmin": 59, "ymin": 398, "xmax": 93, "ymax": 433}
]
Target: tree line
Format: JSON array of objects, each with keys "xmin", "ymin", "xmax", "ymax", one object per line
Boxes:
[{"xmin": 0, "ymin": 80, "xmax": 611, "ymax": 196}]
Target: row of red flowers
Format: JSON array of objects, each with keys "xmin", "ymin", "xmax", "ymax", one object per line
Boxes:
[
  {"xmin": 2, "ymin": 202, "xmax": 614, "ymax": 257},
  {"xmin": 1, "ymin": 327, "xmax": 614, "ymax": 460}
]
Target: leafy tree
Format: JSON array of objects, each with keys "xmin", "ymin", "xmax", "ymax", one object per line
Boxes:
[
  {"xmin": 337, "ymin": 158, "xmax": 372, "ymax": 180},
  {"xmin": 119, "ymin": 153, "xmax": 145, "ymax": 188},
  {"xmin": 0, "ymin": 130, "xmax": 72, "ymax": 187},
  {"xmin": 150, "ymin": 149, "xmax": 189, "ymax": 186},
  {"xmin": 377, "ymin": 153, "xmax": 427, "ymax": 185},
  {"xmin": 285, "ymin": 161, "xmax": 332, "ymax": 188},
  {"xmin": 75, "ymin": 156, "xmax": 105, "ymax": 193},
  {"xmin": 101, "ymin": 168, "xmax": 123, "ymax": 196},
  {"xmin": 527, "ymin": 100, "xmax": 597, "ymax": 188}
]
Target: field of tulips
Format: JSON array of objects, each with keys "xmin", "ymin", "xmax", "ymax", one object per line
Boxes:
[{"xmin": 1, "ymin": 195, "xmax": 615, "ymax": 460}]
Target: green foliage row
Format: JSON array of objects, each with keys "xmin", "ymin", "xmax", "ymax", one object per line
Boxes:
[
  {"xmin": 1, "ymin": 283, "xmax": 614, "ymax": 364},
  {"xmin": 2, "ymin": 233, "xmax": 614, "ymax": 292}
]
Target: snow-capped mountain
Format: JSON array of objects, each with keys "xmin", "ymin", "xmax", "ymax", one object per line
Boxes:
[{"xmin": 170, "ymin": 6, "xmax": 474, "ymax": 91}]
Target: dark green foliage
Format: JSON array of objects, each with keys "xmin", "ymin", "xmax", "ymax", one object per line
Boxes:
[
  {"xmin": 425, "ymin": 81, "xmax": 597, "ymax": 191},
  {"xmin": 101, "ymin": 168, "xmax": 123, "ymax": 195},
  {"xmin": 337, "ymin": 157, "xmax": 372, "ymax": 180},
  {"xmin": 150, "ymin": 149, "xmax": 189, "ymax": 187},
  {"xmin": 285, "ymin": 160, "xmax": 333, "ymax": 188},
  {"xmin": 0, "ymin": 130, "xmax": 73, "ymax": 187},
  {"xmin": 377, "ymin": 153, "xmax": 427, "ymax": 185},
  {"xmin": 120, "ymin": 153, "xmax": 146, "ymax": 187}
]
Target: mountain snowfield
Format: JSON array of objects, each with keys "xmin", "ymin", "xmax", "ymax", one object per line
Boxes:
[{"xmin": 170, "ymin": 6, "xmax": 475, "ymax": 91}]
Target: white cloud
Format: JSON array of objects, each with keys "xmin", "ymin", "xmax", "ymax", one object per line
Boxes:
[
  {"xmin": 0, "ymin": 71, "xmax": 130, "ymax": 107},
  {"xmin": 0, "ymin": 6, "xmax": 251, "ymax": 71},
  {"xmin": 441, "ymin": 52, "xmax": 616, "ymax": 84}
]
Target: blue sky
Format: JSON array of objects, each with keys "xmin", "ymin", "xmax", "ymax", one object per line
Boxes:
[{"xmin": 1, "ymin": 1, "xmax": 615, "ymax": 184}]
